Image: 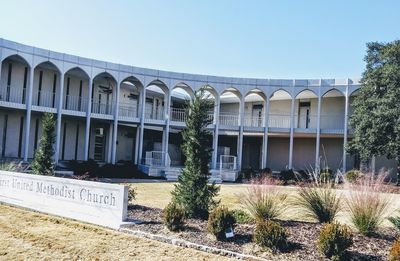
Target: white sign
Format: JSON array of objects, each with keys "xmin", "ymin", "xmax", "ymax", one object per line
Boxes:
[{"xmin": 0, "ymin": 170, "xmax": 128, "ymax": 229}]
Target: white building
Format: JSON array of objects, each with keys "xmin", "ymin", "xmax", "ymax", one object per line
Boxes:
[{"xmin": 0, "ymin": 39, "xmax": 395, "ymax": 181}]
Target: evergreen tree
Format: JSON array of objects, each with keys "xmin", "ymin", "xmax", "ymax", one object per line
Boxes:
[
  {"xmin": 172, "ymin": 87, "xmax": 220, "ymax": 219},
  {"xmin": 31, "ymin": 113, "xmax": 56, "ymax": 175},
  {"xmin": 349, "ymin": 40, "xmax": 400, "ymax": 184}
]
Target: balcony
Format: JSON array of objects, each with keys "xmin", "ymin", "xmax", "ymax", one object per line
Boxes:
[
  {"xmin": 91, "ymin": 102, "xmax": 114, "ymax": 115},
  {"xmin": 0, "ymin": 85, "xmax": 25, "ymax": 105},
  {"xmin": 32, "ymin": 90, "xmax": 57, "ymax": 108},
  {"xmin": 118, "ymin": 102, "xmax": 138, "ymax": 119},
  {"xmin": 63, "ymin": 95, "xmax": 88, "ymax": 112},
  {"xmin": 219, "ymin": 112, "xmax": 239, "ymax": 126},
  {"xmin": 145, "ymin": 110, "xmax": 165, "ymax": 121},
  {"xmin": 170, "ymin": 108, "xmax": 186, "ymax": 122}
]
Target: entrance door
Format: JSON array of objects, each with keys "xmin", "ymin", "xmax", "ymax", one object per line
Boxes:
[
  {"xmin": 94, "ymin": 127, "xmax": 106, "ymax": 161},
  {"xmin": 298, "ymin": 102, "xmax": 310, "ymax": 128},
  {"xmin": 252, "ymin": 104, "xmax": 263, "ymax": 127}
]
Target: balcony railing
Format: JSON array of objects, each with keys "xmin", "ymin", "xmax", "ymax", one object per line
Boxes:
[
  {"xmin": 0, "ymin": 85, "xmax": 25, "ymax": 104},
  {"xmin": 243, "ymin": 114, "xmax": 264, "ymax": 127},
  {"xmin": 64, "ymin": 95, "xmax": 88, "ymax": 112},
  {"xmin": 119, "ymin": 102, "xmax": 137, "ymax": 118},
  {"xmin": 33, "ymin": 90, "xmax": 57, "ymax": 108},
  {"xmin": 219, "ymin": 112, "xmax": 239, "ymax": 126},
  {"xmin": 170, "ymin": 108, "xmax": 186, "ymax": 122},
  {"xmin": 91, "ymin": 102, "xmax": 114, "ymax": 115},
  {"xmin": 145, "ymin": 110, "xmax": 165, "ymax": 120},
  {"xmin": 269, "ymin": 113, "xmax": 291, "ymax": 128}
]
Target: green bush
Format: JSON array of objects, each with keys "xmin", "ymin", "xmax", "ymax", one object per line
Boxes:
[
  {"xmin": 279, "ymin": 169, "xmax": 296, "ymax": 183},
  {"xmin": 232, "ymin": 209, "xmax": 253, "ymax": 224},
  {"xmin": 318, "ymin": 222, "xmax": 353, "ymax": 260},
  {"xmin": 389, "ymin": 238, "xmax": 400, "ymax": 261},
  {"xmin": 207, "ymin": 206, "xmax": 236, "ymax": 240},
  {"xmin": 389, "ymin": 216, "xmax": 400, "ymax": 230},
  {"xmin": 162, "ymin": 202, "xmax": 185, "ymax": 231},
  {"xmin": 320, "ymin": 168, "xmax": 335, "ymax": 183},
  {"xmin": 128, "ymin": 187, "xmax": 136, "ymax": 203},
  {"xmin": 253, "ymin": 219, "xmax": 288, "ymax": 252},
  {"xmin": 293, "ymin": 184, "xmax": 341, "ymax": 223},
  {"xmin": 345, "ymin": 170, "xmax": 362, "ymax": 183}
]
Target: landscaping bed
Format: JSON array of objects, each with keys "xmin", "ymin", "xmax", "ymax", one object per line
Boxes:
[{"xmin": 123, "ymin": 205, "xmax": 398, "ymax": 261}]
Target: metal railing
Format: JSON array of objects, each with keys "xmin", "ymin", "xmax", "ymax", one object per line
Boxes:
[
  {"xmin": 91, "ymin": 102, "xmax": 114, "ymax": 115},
  {"xmin": 33, "ymin": 90, "xmax": 57, "ymax": 108},
  {"xmin": 143, "ymin": 151, "xmax": 170, "ymax": 167},
  {"xmin": 145, "ymin": 110, "xmax": 165, "ymax": 120},
  {"xmin": 64, "ymin": 95, "xmax": 88, "ymax": 112},
  {"xmin": 119, "ymin": 102, "xmax": 137, "ymax": 118},
  {"xmin": 243, "ymin": 114, "xmax": 264, "ymax": 127},
  {"xmin": 0, "ymin": 85, "xmax": 25, "ymax": 104},
  {"xmin": 219, "ymin": 112, "xmax": 239, "ymax": 126},
  {"xmin": 219, "ymin": 155, "xmax": 238, "ymax": 171},
  {"xmin": 170, "ymin": 108, "xmax": 186, "ymax": 122}
]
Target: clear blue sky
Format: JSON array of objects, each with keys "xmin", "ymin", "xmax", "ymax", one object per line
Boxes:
[{"xmin": 0, "ymin": 0, "xmax": 398, "ymax": 79}]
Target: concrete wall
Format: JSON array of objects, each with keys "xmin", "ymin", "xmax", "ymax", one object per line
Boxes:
[
  {"xmin": 0, "ymin": 109, "xmax": 26, "ymax": 158},
  {"xmin": 116, "ymin": 125, "xmax": 136, "ymax": 162}
]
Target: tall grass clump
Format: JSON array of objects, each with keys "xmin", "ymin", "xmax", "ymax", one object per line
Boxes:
[
  {"xmin": 240, "ymin": 177, "xmax": 288, "ymax": 221},
  {"xmin": 346, "ymin": 173, "xmax": 391, "ymax": 236}
]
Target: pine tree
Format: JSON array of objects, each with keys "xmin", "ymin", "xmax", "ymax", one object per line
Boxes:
[
  {"xmin": 349, "ymin": 40, "xmax": 400, "ymax": 185},
  {"xmin": 171, "ymin": 87, "xmax": 220, "ymax": 219},
  {"xmin": 31, "ymin": 113, "xmax": 56, "ymax": 175}
]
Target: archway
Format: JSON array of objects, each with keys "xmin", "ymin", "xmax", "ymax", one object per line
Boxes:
[
  {"xmin": 63, "ymin": 67, "xmax": 90, "ymax": 112},
  {"xmin": 32, "ymin": 61, "xmax": 61, "ymax": 108}
]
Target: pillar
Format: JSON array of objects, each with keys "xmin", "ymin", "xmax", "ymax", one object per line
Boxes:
[
  {"xmin": 107, "ymin": 122, "xmax": 112, "ymax": 163},
  {"xmin": 134, "ymin": 126, "xmax": 140, "ymax": 164},
  {"xmin": 162, "ymin": 90, "xmax": 171, "ymax": 166},
  {"xmin": 138, "ymin": 86, "xmax": 146, "ymax": 164},
  {"xmin": 237, "ymin": 95, "xmax": 244, "ymax": 170},
  {"xmin": 342, "ymin": 84, "xmax": 349, "ymax": 172},
  {"xmin": 315, "ymin": 82, "xmax": 322, "ymax": 170},
  {"xmin": 54, "ymin": 72, "xmax": 65, "ymax": 164},
  {"xmin": 84, "ymin": 78, "xmax": 93, "ymax": 160},
  {"xmin": 111, "ymin": 80, "xmax": 120, "ymax": 164},
  {"xmin": 23, "ymin": 66, "xmax": 34, "ymax": 162},
  {"xmin": 212, "ymin": 95, "xmax": 220, "ymax": 169},
  {"xmin": 288, "ymin": 93, "xmax": 295, "ymax": 169},
  {"xmin": 262, "ymin": 98, "xmax": 270, "ymax": 169}
]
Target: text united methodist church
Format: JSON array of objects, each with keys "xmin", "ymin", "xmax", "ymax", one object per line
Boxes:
[{"xmin": 0, "ymin": 38, "xmax": 396, "ymax": 181}]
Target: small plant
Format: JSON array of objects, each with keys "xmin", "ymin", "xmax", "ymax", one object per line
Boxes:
[
  {"xmin": 240, "ymin": 177, "xmax": 288, "ymax": 221},
  {"xmin": 346, "ymin": 173, "xmax": 391, "ymax": 236},
  {"xmin": 345, "ymin": 170, "xmax": 362, "ymax": 183},
  {"xmin": 232, "ymin": 209, "xmax": 254, "ymax": 224},
  {"xmin": 388, "ymin": 215, "xmax": 400, "ymax": 230},
  {"xmin": 279, "ymin": 169, "xmax": 296, "ymax": 184},
  {"xmin": 389, "ymin": 238, "xmax": 400, "ymax": 261},
  {"xmin": 207, "ymin": 206, "xmax": 236, "ymax": 240},
  {"xmin": 163, "ymin": 202, "xmax": 185, "ymax": 232},
  {"xmin": 253, "ymin": 219, "xmax": 288, "ymax": 252},
  {"xmin": 318, "ymin": 222, "xmax": 353, "ymax": 260},
  {"xmin": 127, "ymin": 187, "xmax": 136, "ymax": 203},
  {"xmin": 293, "ymin": 183, "xmax": 341, "ymax": 223},
  {"xmin": 320, "ymin": 169, "xmax": 335, "ymax": 184}
]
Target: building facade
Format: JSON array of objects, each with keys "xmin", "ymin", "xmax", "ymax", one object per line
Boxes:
[{"xmin": 0, "ymin": 39, "xmax": 395, "ymax": 180}]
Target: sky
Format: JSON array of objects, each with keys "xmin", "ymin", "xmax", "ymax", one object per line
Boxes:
[{"xmin": 0, "ymin": 0, "xmax": 399, "ymax": 79}]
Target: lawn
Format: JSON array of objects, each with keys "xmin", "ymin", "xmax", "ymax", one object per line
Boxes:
[
  {"xmin": 0, "ymin": 204, "xmax": 232, "ymax": 260},
  {"xmin": 131, "ymin": 181, "xmax": 400, "ymax": 227}
]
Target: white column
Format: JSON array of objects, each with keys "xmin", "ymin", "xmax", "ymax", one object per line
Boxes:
[
  {"xmin": 262, "ymin": 98, "xmax": 270, "ymax": 169},
  {"xmin": 54, "ymin": 72, "xmax": 65, "ymax": 165},
  {"xmin": 107, "ymin": 122, "xmax": 112, "ymax": 163},
  {"xmin": 342, "ymin": 84, "xmax": 349, "ymax": 172},
  {"xmin": 138, "ymin": 86, "xmax": 146, "ymax": 164},
  {"xmin": 315, "ymin": 83, "xmax": 322, "ymax": 170},
  {"xmin": 134, "ymin": 127, "xmax": 140, "ymax": 164},
  {"xmin": 288, "ymin": 93, "xmax": 295, "ymax": 169},
  {"xmin": 111, "ymin": 80, "xmax": 120, "ymax": 164},
  {"xmin": 84, "ymin": 78, "xmax": 93, "ymax": 160},
  {"xmin": 163, "ymin": 90, "xmax": 172, "ymax": 166},
  {"xmin": 23, "ymin": 67, "xmax": 34, "ymax": 162},
  {"xmin": 212, "ymin": 96, "xmax": 220, "ymax": 169},
  {"xmin": 237, "ymin": 95, "xmax": 244, "ymax": 170}
]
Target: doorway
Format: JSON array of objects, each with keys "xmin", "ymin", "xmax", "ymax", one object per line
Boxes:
[{"xmin": 298, "ymin": 102, "xmax": 310, "ymax": 128}]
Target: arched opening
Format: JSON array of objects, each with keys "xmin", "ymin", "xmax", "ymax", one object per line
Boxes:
[
  {"xmin": 63, "ymin": 67, "xmax": 90, "ymax": 112},
  {"xmin": 219, "ymin": 87, "xmax": 241, "ymax": 126},
  {"xmin": 170, "ymin": 83, "xmax": 193, "ymax": 123},
  {"xmin": 91, "ymin": 72, "xmax": 117, "ymax": 115},
  {"xmin": 319, "ymin": 89, "xmax": 346, "ymax": 172},
  {"xmin": 119, "ymin": 76, "xmax": 143, "ymax": 119},
  {"xmin": 32, "ymin": 61, "xmax": 60, "ymax": 108},
  {"xmin": 0, "ymin": 54, "xmax": 30, "ymax": 104},
  {"xmin": 267, "ymin": 89, "xmax": 292, "ymax": 171},
  {"xmin": 292, "ymin": 89, "xmax": 318, "ymax": 171},
  {"xmin": 243, "ymin": 89, "xmax": 266, "ymax": 127},
  {"xmin": 144, "ymin": 80, "xmax": 168, "ymax": 121}
]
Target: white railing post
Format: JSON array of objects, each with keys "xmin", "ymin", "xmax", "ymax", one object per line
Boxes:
[
  {"xmin": 315, "ymin": 80, "xmax": 322, "ymax": 171},
  {"xmin": 54, "ymin": 71, "xmax": 65, "ymax": 165},
  {"xmin": 262, "ymin": 97, "xmax": 270, "ymax": 169},
  {"xmin": 212, "ymin": 95, "xmax": 220, "ymax": 169},
  {"xmin": 23, "ymin": 65, "xmax": 34, "ymax": 162},
  {"xmin": 84, "ymin": 77, "xmax": 93, "ymax": 160},
  {"xmin": 288, "ymin": 82, "xmax": 295, "ymax": 169},
  {"xmin": 111, "ymin": 78, "xmax": 120, "ymax": 164},
  {"xmin": 343, "ymin": 82, "xmax": 349, "ymax": 172}
]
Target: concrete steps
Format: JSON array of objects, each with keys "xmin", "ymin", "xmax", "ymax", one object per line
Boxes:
[{"xmin": 164, "ymin": 168, "xmax": 182, "ymax": 181}]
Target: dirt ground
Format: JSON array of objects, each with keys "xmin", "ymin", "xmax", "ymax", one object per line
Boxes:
[{"xmin": 0, "ymin": 204, "xmax": 232, "ymax": 261}]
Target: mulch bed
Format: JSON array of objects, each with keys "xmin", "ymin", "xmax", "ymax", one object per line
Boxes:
[{"xmin": 122, "ymin": 205, "xmax": 398, "ymax": 260}]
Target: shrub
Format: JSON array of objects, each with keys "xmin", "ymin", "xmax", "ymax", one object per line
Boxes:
[
  {"xmin": 389, "ymin": 238, "xmax": 400, "ymax": 261},
  {"xmin": 232, "ymin": 209, "xmax": 254, "ymax": 224},
  {"xmin": 293, "ymin": 184, "xmax": 341, "ymax": 223},
  {"xmin": 253, "ymin": 219, "xmax": 288, "ymax": 251},
  {"xmin": 345, "ymin": 170, "xmax": 362, "ymax": 183},
  {"xmin": 260, "ymin": 167, "xmax": 272, "ymax": 177},
  {"xmin": 69, "ymin": 159, "xmax": 98, "ymax": 176},
  {"xmin": 279, "ymin": 169, "xmax": 296, "ymax": 184},
  {"xmin": 207, "ymin": 206, "xmax": 236, "ymax": 240},
  {"xmin": 127, "ymin": 187, "xmax": 136, "ymax": 203},
  {"xmin": 388, "ymin": 216, "xmax": 400, "ymax": 230},
  {"xmin": 163, "ymin": 202, "xmax": 185, "ymax": 231},
  {"xmin": 318, "ymin": 222, "xmax": 353, "ymax": 260},
  {"xmin": 240, "ymin": 177, "xmax": 288, "ymax": 221},
  {"xmin": 346, "ymin": 173, "xmax": 391, "ymax": 236}
]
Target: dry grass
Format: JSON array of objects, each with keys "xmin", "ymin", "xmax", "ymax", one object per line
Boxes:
[{"xmin": 0, "ymin": 204, "xmax": 232, "ymax": 261}]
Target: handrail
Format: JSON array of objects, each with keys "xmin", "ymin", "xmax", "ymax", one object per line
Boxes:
[{"xmin": 0, "ymin": 85, "xmax": 25, "ymax": 104}]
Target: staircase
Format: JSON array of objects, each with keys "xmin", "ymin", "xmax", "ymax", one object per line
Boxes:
[
  {"xmin": 209, "ymin": 170, "xmax": 223, "ymax": 184},
  {"xmin": 164, "ymin": 167, "xmax": 182, "ymax": 181}
]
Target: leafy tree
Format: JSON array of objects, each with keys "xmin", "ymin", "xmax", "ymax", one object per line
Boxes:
[
  {"xmin": 171, "ymin": 87, "xmax": 220, "ymax": 219},
  {"xmin": 349, "ymin": 40, "xmax": 400, "ymax": 185},
  {"xmin": 31, "ymin": 113, "xmax": 56, "ymax": 175}
]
